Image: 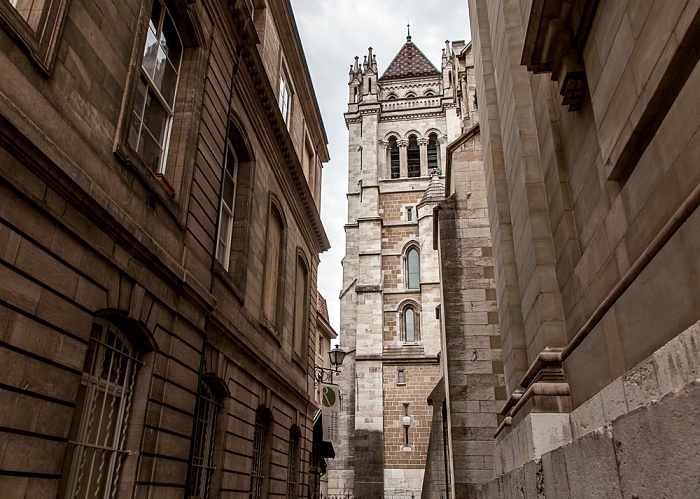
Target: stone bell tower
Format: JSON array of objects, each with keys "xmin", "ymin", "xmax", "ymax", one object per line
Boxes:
[{"xmin": 327, "ymin": 32, "xmax": 464, "ymax": 499}]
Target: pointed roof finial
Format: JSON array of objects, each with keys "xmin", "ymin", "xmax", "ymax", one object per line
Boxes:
[{"xmin": 407, "ymin": 18, "xmax": 412, "ymax": 42}]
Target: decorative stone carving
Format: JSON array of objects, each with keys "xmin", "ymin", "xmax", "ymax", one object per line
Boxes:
[{"xmin": 521, "ymin": 0, "xmax": 599, "ymax": 111}]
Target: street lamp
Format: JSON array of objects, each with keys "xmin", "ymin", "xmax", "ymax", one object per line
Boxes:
[{"xmin": 315, "ymin": 345, "xmax": 347, "ymax": 385}]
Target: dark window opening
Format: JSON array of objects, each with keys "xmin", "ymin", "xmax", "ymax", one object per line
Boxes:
[{"xmin": 407, "ymin": 136, "xmax": 420, "ymax": 177}]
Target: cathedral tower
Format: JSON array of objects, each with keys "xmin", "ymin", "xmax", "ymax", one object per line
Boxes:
[{"xmin": 328, "ymin": 35, "xmax": 464, "ymax": 499}]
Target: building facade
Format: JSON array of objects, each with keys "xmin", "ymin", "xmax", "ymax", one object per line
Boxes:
[
  {"xmin": 462, "ymin": 0, "xmax": 700, "ymax": 496},
  {"xmin": 327, "ymin": 35, "xmax": 468, "ymax": 499},
  {"xmin": 0, "ymin": 0, "xmax": 331, "ymax": 498}
]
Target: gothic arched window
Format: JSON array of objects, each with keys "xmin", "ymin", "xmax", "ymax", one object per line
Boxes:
[
  {"xmin": 406, "ymin": 246, "xmax": 420, "ymax": 289},
  {"xmin": 400, "ymin": 303, "xmax": 420, "ymax": 343},
  {"xmin": 407, "ymin": 136, "xmax": 420, "ymax": 178},
  {"xmin": 389, "ymin": 137, "xmax": 400, "ymax": 179}
]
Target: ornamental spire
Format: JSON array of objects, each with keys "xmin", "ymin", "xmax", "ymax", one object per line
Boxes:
[{"xmin": 407, "ymin": 19, "xmax": 412, "ymax": 42}]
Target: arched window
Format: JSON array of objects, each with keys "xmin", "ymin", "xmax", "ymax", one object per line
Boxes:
[
  {"xmin": 400, "ymin": 304, "xmax": 420, "ymax": 343},
  {"xmin": 405, "ymin": 307, "xmax": 416, "ymax": 342},
  {"xmin": 250, "ymin": 408, "xmax": 273, "ymax": 499},
  {"xmin": 389, "ymin": 137, "xmax": 400, "ymax": 179},
  {"xmin": 286, "ymin": 427, "xmax": 301, "ymax": 498},
  {"xmin": 61, "ymin": 318, "xmax": 141, "ymax": 498},
  {"xmin": 428, "ymin": 133, "xmax": 439, "ymax": 173},
  {"xmin": 187, "ymin": 380, "xmax": 221, "ymax": 498},
  {"xmin": 406, "ymin": 247, "xmax": 420, "ymax": 289},
  {"xmin": 407, "ymin": 136, "xmax": 420, "ymax": 178}
]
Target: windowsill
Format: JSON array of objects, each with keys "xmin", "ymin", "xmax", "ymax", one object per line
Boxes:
[
  {"xmin": 213, "ymin": 260, "xmax": 245, "ymax": 304},
  {"xmin": 260, "ymin": 316, "xmax": 281, "ymax": 345},
  {"xmin": 114, "ymin": 147, "xmax": 185, "ymax": 227},
  {"xmin": 396, "ymin": 382, "xmax": 406, "ymax": 387}
]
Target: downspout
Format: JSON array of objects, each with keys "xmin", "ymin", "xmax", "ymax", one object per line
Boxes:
[
  {"xmin": 498, "ymin": 177, "xmax": 700, "ymax": 427},
  {"xmin": 184, "ymin": 44, "xmax": 244, "ymax": 493}
]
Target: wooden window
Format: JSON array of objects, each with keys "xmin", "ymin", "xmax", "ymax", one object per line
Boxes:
[
  {"xmin": 128, "ymin": 0, "xmax": 183, "ymax": 174},
  {"xmin": 279, "ymin": 72, "xmax": 292, "ymax": 125},
  {"xmin": 407, "ymin": 136, "xmax": 420, "ymax": 177},
  {"xmin": 187, "ymin": 381, "xmax": 220, "ymax": 498},
  {"xmin": 216, "ymin": 144, "xmax": 239, "ymax": 270},
  {"xmin": 0, "ymin": 0, "xmax": 69, "ymax": 73},
  {"xmin": 59, "ymin": 319, "xmax": 140, "ymax": 498},
  {"xmin": 397, "ymin": 368, "xmax": 406, "ymax": 385}
]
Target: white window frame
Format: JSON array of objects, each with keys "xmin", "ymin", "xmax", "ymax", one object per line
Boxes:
[
  {"xmin": 279, "ymin": 72, "xmax": 292, "ymax": 125},
  {"xmin": 216, "ymin": 142, "xmax": 239, "ymax": 270},
  {"xmin": 64, "ymin": 318, "xmax": 140, "ymax": 498},
  {"xmin": 129, "ymin": 0, "xmax": 183, "ymax": 174}
]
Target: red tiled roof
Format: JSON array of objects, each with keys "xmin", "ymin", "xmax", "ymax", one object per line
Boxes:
[
  {"xmin": 317, "ymin": 294, "xmax": 329, "ymax": 323},
  {"xmin": 379, "ymin": 41, "xmax": 440, "ymax": 81}
]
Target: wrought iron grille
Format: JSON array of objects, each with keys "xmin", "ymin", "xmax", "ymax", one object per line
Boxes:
[
  {"xmin": 249, "ymin": 412, "xmax": 268, "ymax": 499},
  {"xmin": 286, "ymin": 432, "xmax": 299, "ymax": 499},
  {"xmin": 64, "ymin": 319, "xmax": 140, "ymax": 499},
  {"xmin": 187, "ymin": 381, "xmax": 220, "ymax": 498}
]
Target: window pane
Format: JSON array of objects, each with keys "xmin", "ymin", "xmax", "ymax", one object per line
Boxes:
[
  {"xmin": 405, "ymin": 308, "xmax": 415, "ymax": 342},
  {"xmin": 142, "ymin": 25, "xmax": 159, "ymax": 77},
  {"xmin": 407, "ymin": 249, "xmax": 420, "ymax": 289},
  {"xmin": 142, "ymin": 91, "xmax": 168, "ymax": 146},
  {"xmin": 10, "ymin": 0, "xmax": 46, "ymax": 32}
]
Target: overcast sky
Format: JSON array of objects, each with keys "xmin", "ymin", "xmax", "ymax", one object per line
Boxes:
[{"xmin": 289, "ymin": 0, "xmax": 471, "ymax": 336}]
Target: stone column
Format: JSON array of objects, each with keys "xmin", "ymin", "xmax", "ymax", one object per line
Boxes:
[
  {"xmin": 398, "ymin": 139, "xmax": 408, "ymax": 178},
  {"xmin": 418, "ymin": 137, "xmax": 429, "ymax": 176}
]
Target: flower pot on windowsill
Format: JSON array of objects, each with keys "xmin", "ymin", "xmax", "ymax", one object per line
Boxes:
[{"xmin": 154, "ymin": 173, "xmax": 175, "ymax": 197}]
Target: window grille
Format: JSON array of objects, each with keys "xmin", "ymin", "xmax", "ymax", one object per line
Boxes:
[
  {"xmin": 63, "ymin": 319, "xmax": 140, "ymax": 499},
  {"xmin": 286, "ymin": 432, "xmax": 299, "ymax": 499},
  {"xmin": 216, "ymin": 143, "xmax": 239, "ymax": 270},
  {"xmin": 187, "ymin": 382, "xmax": 220, "ymax": 498},
  {"xmin": 249, "ymin": 412, "xmax": 268, "ymax": 499},
  {"xmin": 129, "ymin": 0, "xmax": 183, "ymax": 173}
]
